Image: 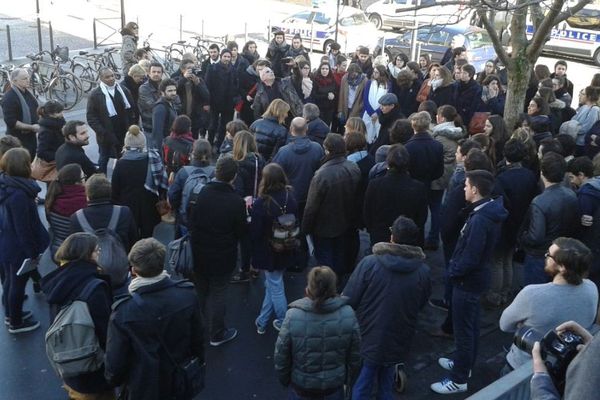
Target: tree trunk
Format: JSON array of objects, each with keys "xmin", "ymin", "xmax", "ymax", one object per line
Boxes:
[{"xmin": 504, "ymin": 56, "xmax": 532, "ymax": 132}]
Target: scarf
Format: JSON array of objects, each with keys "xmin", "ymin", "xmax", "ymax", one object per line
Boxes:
[
  {"xmin": 51, "ymin": 184, "xmax": 87, "ymax": 217},
  {"xmin": 11, "ymin": 85, "xmax": 32, "ymax": 124},
  {"xmin": 145, "ymin": 149, "xmax": 169, "ymax": 196},
  {"xmin": 347, "ymin": 150, "xmax": 368, "ymax": 164},
  {"xmin": 301, "ymin": 77, "xmax": 313, "ymax": 99},
  {"xmin": 347, "ymin": 73, "xmax": 365, "ymax": 88},
  {"xmin": 100, "ymin": 81, "xmax": 131, "ymax": 117},
  {"xmin": 313, "ymin": 73, "xmax": 334, "ymax": 89},
  {"xmin": 128, "ymin": 270, "xmax": 170, "ymax": 293},
  {"xmin": 431, "ymin": 78, "xmax": 443, "ymax": 91}
]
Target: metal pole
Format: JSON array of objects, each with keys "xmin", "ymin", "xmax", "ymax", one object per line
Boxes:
[
  {"xmin": 49, "ymin": 21, "xmax": 54, "ymax": 52},
  {"xmin": 268, "ymin": 20, "xmax": 271, "ymax": 43},
  {"xmin": 179, "ymin": 14, "xmax": 182, "ymax": 41},
  {"xmin": 120, "ymin": 0, "xmax": 126, "ymax": 28},
  {"xmin": 36, "ymin": 0, "xmax": 42, "ymax": 52},
  {"xmin": 335, "ymin": 0, "xmax": 341, "ymax": 43},
  {"xmin": 93, "ymin": 18, "xmax": 98, "ymax": 49},
  {"xmin": 201, "ymin": 20, "xmax": 204, "ymax": 40},
  {"xmin": 6, "ymin": 25, "xmax": 13, "ymax": 61},
  {"xmin": 410, "ymin": 0, "xmax": 420, "ymax": 61},
  {"xmin": 244, "ymin": 23, "xmax": 248, "ymax": 45},
  {"xmin": 310, "ymin": 23, "xmax": 314, "ymax": 53}
]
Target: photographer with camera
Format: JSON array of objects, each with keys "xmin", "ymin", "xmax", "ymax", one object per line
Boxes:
[
  {"xmin": 500, "ymin": 237, "xmax": 598, "ymax": 372},
  {"xmin": 175, "ymin": 59, "xmax": 210, "ymax": 139},
  {"xmin": 531, "ymin": 321, "xmax": 599, "ymax": 399}
]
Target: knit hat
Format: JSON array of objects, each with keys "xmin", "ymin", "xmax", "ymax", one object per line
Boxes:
[
  {"xmin": 124, "ymin": 125, "xmax": 146, "ymax": 149},
  {"xmin": 378, "ymin": 93, "xmax": 398, "ymax": 106},
  {"xmin": 220, "ymin": 48, "xmax": 232, "ymax": 57}
]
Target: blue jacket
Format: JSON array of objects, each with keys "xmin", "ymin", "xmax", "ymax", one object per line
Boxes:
[
  {"xmin": 272, "ymin": 136, "xmax": 324, "ymax": 204},
  {"xmin": 0, "ymin": 174, "xmax": 49, "ymax": 264},
  {"xmin": 250, "ymin": 116, "xmax": 289, "ymax": 161},
  {"xmin": 404, "ymin": 132, "xmax": 444, "ymax": 186},
  {"xmin": 448, "ymin": 197, "xmax": 508, "ymax": 293},
  {"xmin": 306, "ymin": 118, "xmax": 330, "ymax": 146},
  {"xmin": 344, "ymin": 242, "xmax": 431, "ymax": 365}
]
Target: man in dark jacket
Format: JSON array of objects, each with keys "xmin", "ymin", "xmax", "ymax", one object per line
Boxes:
[
  {"xmin": 189, "ymin": 156, "xmax": 247, "ymax": 346},
  {"xmin": 252, "ymin": 67, "xmax": 303, "ymax": 120},
  {"xmin": 104, "ymin": 238, "xmax": 204, "ymax": 400},
  {"xmin": 405, "ymin": 111, "xmax": 444, "ymax": 187},
  {"xmin": 303, "ymin": 103, "xmax": 330, "ymax": 146},
  {"xmin": 431, "ymin": 170, "xmax": 507, "ymax": 395},
  {"xmin": 519, "ymin": 152, "xmax": 579, "ymax": 285},
  {"xmin": 70, "ymin": 174, "xmax": 138, "ymax": 251},
  {"xmin": 345, "ymin": 216, "xmax": 431, "ymax": 399},
  {"xmin": 55, "ymin": 120, "xmax": 97, "ymax": 178},
  {"xmin": 1, "ymin": 68, "xmax": 40, "ymax": 158},
  {"xmin": 273, "ymin": 117, "xmax": 324, "ymax": 270},
  {"xmin": 138, "ymin": 62, "xmax": 164, "ymax": 133},
  {"xmin": 266, "ymin": 31, "xmax": 290, "ymax": 78},
  {"xmin": 353, "ymin": 46, "xmax": 373, "ymax": 79},
  {"xmin": 364, "ymin": 144, "xmax": 428, "ymax": 246},
  {"xmin": 86, "ymin": 67, "xmax": 135, "ymax": 173},
  {"xmin": 303, "ymin": 133, "xmax": 361, "ymax": 278},
  {"xmin": 205, "ymin": 49, "xmax": 240, "ymax": 149},
  {"xmin": 200, "ymin": 44, "xmax": 220, "ymax": 79},
  {"xmin": 369, "ymin": 93, "xmax": 404, "ymax": 157},
  {"xmin": 175, "ymin": 59, "xmax": 210, "ymax": 139},
  {"xmin": 150, "ymin": 78, "xmax": 178, "ymax": 151},
  {"xmin": 454, "ymin": 64, "xmax": 482, "ymax": 127}
]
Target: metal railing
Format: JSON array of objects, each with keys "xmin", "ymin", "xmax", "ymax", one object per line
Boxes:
[{"xmin": 467, "ymin": 361, "xmax": 532, "ymax": 400}]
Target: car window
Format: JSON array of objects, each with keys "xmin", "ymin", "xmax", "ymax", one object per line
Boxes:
[
  {"xmin": 313, "ymin": 12, "xmax": 331, "ymax": 25},
  {"xmin": 464, "ymin": 30, "xmax": 493, "ymax": 49},
  {"xmin": 417, "ymin": 29, "xmax": 430, "ymax": 42},
  {"xmin": 339, "ymin": 13, "xmax": 369, "ymax": 26},
  {"xmin": 288, "ymin": 11, "xmax": 311, "ymax": 23},
  {"xmin": 428, "ymin": 29, "xmax": 449, "ymax": 45},
  {"xmin": 393, "ymin": 0, "xmax": 409, "ymax": 4},
  {"xmin": 566, "ymin": 7, "xmax": 600, "ymax": 31}
]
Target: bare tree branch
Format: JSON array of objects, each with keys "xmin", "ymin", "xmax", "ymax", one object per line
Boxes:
[
  {"xmin": 526, "ymin": 0, "xmax": 565, "ymax": 59},
  {"xmin": 476, "ymin": 8, "xmax": 510, "ymax": 66},
  {"xmin": 553, "ymin": 0, "xmax": 593, "ymax": 24}
]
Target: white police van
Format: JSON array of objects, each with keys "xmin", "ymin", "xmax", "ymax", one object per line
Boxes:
[{"xmin": 526, "ymin": 1, "xmax": 600, "ymax": 65}]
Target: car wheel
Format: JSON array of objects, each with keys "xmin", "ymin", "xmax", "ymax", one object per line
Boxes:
[
  {"xmin": 369, "ymin": 14, "xmax": 382, "ymax": 30},
  {"xmin": 323, "ymin": 39, "xmax": 334, "ymax": 54},
  {"xmin": 594, "ymin": 48, "xmax": 600, "ymax": 67}
]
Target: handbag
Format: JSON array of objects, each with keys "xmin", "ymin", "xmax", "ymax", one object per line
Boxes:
[
  {"xmin": 31, "ymin": 157, "xmax": 57, "ymax": 182},
  {"xmin": 165, "ymin": 233, "xmax": 194, "ymax": 278}
]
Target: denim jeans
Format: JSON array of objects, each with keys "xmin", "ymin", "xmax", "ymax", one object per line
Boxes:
[
  {"xmin": 256, "ymin": 270, "xmax": 287, "ymax": 329},
  {"xmin": 288, "ymin": 387, "xmax": 344, "ymax": 400},
  {"xmin": 2, "ymin": 262, "xmax": 30, "ymax": 325},
  {"xmin": 194, "ymin": 273, "xmax": 230, "ymax": 340},
  {"xmin": 450, "ymin": 286, "xmax": 480, "ymax": 384},
  {"xmin": 352, "ymin": 360, "xmax": 395, "ymax": 400},
  {"xmin": 427, "ymin": 189, "xmax": 444, "ymax": 245},
  {"xmin": 523, "ymin": 254, "xmax": 549, "ymax": 286},
  {"xmin": 98, "ymin": 143, "xmax": 119, "ymax": 174}
]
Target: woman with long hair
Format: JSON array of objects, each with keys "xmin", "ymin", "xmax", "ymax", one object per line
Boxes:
[
  {"xmin": 122, "ymin": 64, "xmax": 145, "ymax": 123},
  {"xmin": 45, "ymin": 163, "xmax": 87, "ymax": 257},
  {"xmin": 481, "ymin": 75, "xmax": 506, "ymax": 116},
  {"xmin": 241, "ymin": 40, "xmax": 260, "ymax": 65},
  {"xmin": 362, "ymin": 64, "xmax": 391, "ymax": 145},
  {"xmin": 250, "ymin": 98, "xmax": 290, "ymax": 161},
  {"xmin": 36, "ymin": 100, "xmax": 65, "ymax": 164},
  {"xmin": 338, "ymin": 63, "xmax": 367, "ymax": 124},
  {"xmin": 394, "ymin": 68, "xmax": 420, "ymax": 117},
  {"xmin": 274, "ymin": 266, "xmax": 360, "ymax": 399},
  {"xmin": 251, "ymin": 163, "xmax": 298, "ymax": 333},
  {"xmin": 419, "ymin": 53, "xmax": 432, "ymax": 77},
  {"xmin": 428, "ymin": 65, "xmax": 456, "ymax": 108},
  {"xmin": 311, "ymin": 62, "xmax": 338, "ymax": 126},
  {"xmin": 344, "ymin": 116, "xmax": 367, "ymax": 137},
  {"xmin": 163, "ymin": 115, "xmax": 195, "ymax": 177},
  {"xmin": 537, "ymin": 86, "xmax": 566, "ymax": 135},
  {"xmin": 120, "ymin": 21, "xmax": 139, "ymax": 76},
  {"xmin": 41, "ymin": 232, "xmax": 113, "ymax": 399},
  {"xmin": 477, "ymin": 60, "xmax": 497, "ymax": 84},
  {"xmin": 0, "ymin": 148, "xmax": 49, "ymax": 333},
  {"xmin": 483, "ymin": 115, "xmax": 510, "ymax": 163},
  {"xmin": 111, "ymin": 125, "xmax": 168, "ymax": 238},
  {"xmin": 387, "ymin": 52, "xmax": 409, "ymax": 79},
  {"xmin": 291, "ymin": 59, "xmax": 313, "ymax": 103}
]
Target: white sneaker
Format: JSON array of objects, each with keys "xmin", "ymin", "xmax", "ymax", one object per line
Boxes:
[
  {"xmin": 438, "ymin": 358, "xmax": 472, "ymax": 377},
  {"xmin": 430, "ymin": 378, "xmax": 467, "ymax": 394}
]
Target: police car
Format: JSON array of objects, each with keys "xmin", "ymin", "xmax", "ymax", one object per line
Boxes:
[
  {"xmin": 272, "ymin": 6, "xmax": 382, "ymax": 53},
  {"xmin": 526, "ymin": 2, "xmax": 600, "ymax": 66}
]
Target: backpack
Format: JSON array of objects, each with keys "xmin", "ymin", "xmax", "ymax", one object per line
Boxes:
[
  {"xmin": 45, "ymin": 279, "xmax": 106, "ymax": 379},
  {"xmin": 163, "ymin": 136, "xmax": 193, "ymax": 175},
  {"xmin": 269, "ymin": 191, "xmax": 300, "ymax": 253},
  {"xmin": 75, "ymin": 206, "xmax": 129, "ymax": 288},
  {"xmin": 165, "ymin": 233, "xmax": 194, "ymax": 278},
  {"xmin": 179, "ymin": 166, "xmax": 214, "ymax": 225}
]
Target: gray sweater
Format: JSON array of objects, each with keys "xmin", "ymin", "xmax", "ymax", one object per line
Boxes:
[{"xmin": 499, "ymin": 280, "xmax": 598, "ymax": 368}]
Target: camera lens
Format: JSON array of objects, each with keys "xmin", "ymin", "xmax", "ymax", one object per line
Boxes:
[{"xmin": 514, "ymin": 326, "xmax": 544, "ymax": 353}]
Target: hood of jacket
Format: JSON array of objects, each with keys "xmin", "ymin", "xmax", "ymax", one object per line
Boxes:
[
  {"xmin": 472, "ymin": 196, "xmax": 508, "ymax": 224},
  {"xmin": 289, "ymin": 296, "xmax": 348, "ymax": 314},
  {"xmin": 432, "ymin": 122, "xmax": 464, "ymax": 140},
  {"xmin": 371, "ymin": 242, "xmax": 426, "ymax": 273},
  {"xmin": 289, "ymin": 135, "xmax": 315, "ymax": 155},
  {"xmin": 0, "ymin": 173, "xmax": 40, "ymax": 206},
  {"xmin": 39, "ymin": 116, "xmax": 66, "ymax": 131},
  {"xmin": 246, "ymin": 64, "xmax": 258, "ymax": 77},
  {"xmin": 549, "ymin": 99, "xmax": 566, "ymax": 109},
  {"xmin": 580, "ymin": 177, "xmax": 600, "ymax": 200},
  {"xmin": 41, "ymin": 260, "xmax": 102, "ymax": 305}
]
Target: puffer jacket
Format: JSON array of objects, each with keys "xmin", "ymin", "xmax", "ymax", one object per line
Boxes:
[
  {"xmin": 344, "ymin": 242, "xmax": 431, "ymax": 365},
  {"xmin": 250, "ymin": 116, "xmax": 288, "ymax": 161},
  {"xmin": 274, "ymin": 296, "xmax": 361, "ymax": 391},
  {"xmin": 431, "ymin": 122, "xmax": 465, "ymax": 191}
]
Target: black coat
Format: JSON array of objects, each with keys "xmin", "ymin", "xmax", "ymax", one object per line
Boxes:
[
  {"xmin": 235, "ymin": 153, "xmax": 266, "ymax": 198},
  {"xmin": 354, "ymin": 154, "xmax": 376, "ymax": 229},
  {"xmin": 189, "ymin": 181, "xmax": 247, "ymax": 276},
  {"xmin": 311, "ymin": 75, "xmax": 338, "ymax": 123},
  {"xmin": 86, "ymin": 85, "xmax": 135, "ymax": 146},
  {"xmin": 55, "ymin": 142, "xmax": 97, "ymax": 178},
  {"xmin": 344, "ymin": 242, "xmax": 431, "ymax": 365},
  {"xmin": 205, "ymin": 62, "xmax": 239, "ymax": 112},
  {"xmin": 306, "ymin": 118, "xmax": 330, "ymax": 146},
  {"xmin": 69, "ymin": 200, "xmax": 139, "ymax": 251},
  {"xmin": 266, "ymin": 40, "xmax": 290, "ymax": 78},
  {"xmin": 36, "ymin": 116, "xmax": 66, "ymax": 162},
  {"xmin": 369, "ymin": 106, "xmax": 404, "ymax": 157},
  {"xmin": 104, "ymin": 278, "xmax": 204, "ymax": 400},
  {"xmin": 404, "ymin": 132, "xmax": 445, "ymax": 186},
  {"xmin": 1, "ymin": 87, "xmax": 39, "ymax": 157},
  {"xmin": 41, "ymin": 260, "xmax": 112, "ymax": 394},
  {"xmin": 111, "ymin": 157, "xmax": 161, "ymax": 238},
  {"xmin": 121, "ymin": 75, "xmax": 141, "ymax": 123},
  {"xmin": 455, "ymin": 79, "xmax": 482, "ymax": 126},
  {"xmin": 393, "ymin": 80, "xmax": 420, "ymax": 117},
  {"xmin": 429, "ymin": 84, "xmax": 456, "ymax": 108},
  {"xmin": 364, "ymin": 170, "xmax": 428, "ymax": 246},
  {"xmin": 175, "ymin": 75, "xmax": 210, "ymax": 133}
]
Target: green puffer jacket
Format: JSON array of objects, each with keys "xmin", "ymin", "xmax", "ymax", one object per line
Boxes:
[{"xmin": 274, "ymin": 296, "xmax": 361, "ymax": 391}]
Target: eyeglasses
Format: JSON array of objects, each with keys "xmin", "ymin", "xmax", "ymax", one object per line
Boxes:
[{"xmin": 544, "ymin": 252, "xmax": 555, "ymax": 261}]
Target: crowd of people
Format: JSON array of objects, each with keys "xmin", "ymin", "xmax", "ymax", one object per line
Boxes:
[{"xmin": 1, "ymin": 22, "xmax": 600, "ymax": 399}]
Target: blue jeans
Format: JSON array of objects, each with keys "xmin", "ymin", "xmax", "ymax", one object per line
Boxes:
[
  {"xmin": 256, "ymin": 270, "xmax": 287, "ymax": 328},
  {"xmin": 289, "ymin": 387, "xmax": 344, "ymax": 400},
  {"xmin": 427, "ymin": 189, "xmax": 444, "ymax": 245},
  {"xmin": 450, "ymin": 286, "xmax": 480, "ymax": 384},
  {"xmin": 523, "ymin": 254, "xmax": 549, "ymax": 286},
  {"xmin": 352, "ymin": 361, "xmax": 395, "ymax": 400}
]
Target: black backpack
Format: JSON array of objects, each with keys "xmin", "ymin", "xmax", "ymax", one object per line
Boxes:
[{"xmin": 164, "ymin": 136, "xmax": 194, "ymax": 175}]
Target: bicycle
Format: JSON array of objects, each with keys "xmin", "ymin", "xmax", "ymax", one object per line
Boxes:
[
  {"xmin": 190, "ymin": 34, "xmax": 227, "ymax": 63},
  {"xmin": 0, "ymin": 63, "xmax": 15, "ymax": 102},
  {"xmin": 70, "ymin": 48, "xmax": 122, "ymax": 93}
]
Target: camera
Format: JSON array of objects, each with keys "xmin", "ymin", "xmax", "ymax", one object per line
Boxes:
[
  {"xmin": 191, "ymin": 68, "xmax": 202, "ymax": 76},
  {"xmin": 514, "ymin": 326, "xmax": 584, "ymax": 391}
]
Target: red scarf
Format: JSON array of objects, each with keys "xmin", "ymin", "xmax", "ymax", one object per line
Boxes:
[{"xmin": 51, "ymin": 184, "xmax": 87, "ymax": 217}]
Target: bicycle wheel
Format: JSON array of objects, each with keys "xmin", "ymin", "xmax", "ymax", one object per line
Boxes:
[
  {"xmin": 30, "ymin": 71, "xmax": 47, "ymax": 100},
  {"xmin": 72, "ymin": 63, "xmax": 95, "ymax": 93},
  {"xmin": 48, "ymin": 74, "xmax": 80, "ymax": 110},
  {"xmin": 194, "ymin": 45, "xmax": 209, "ymax": 64}
]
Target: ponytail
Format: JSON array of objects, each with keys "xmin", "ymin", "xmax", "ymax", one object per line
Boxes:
[{"xmin": 306, "ymin": 266, "xmax": 338, "ymax": 309}]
